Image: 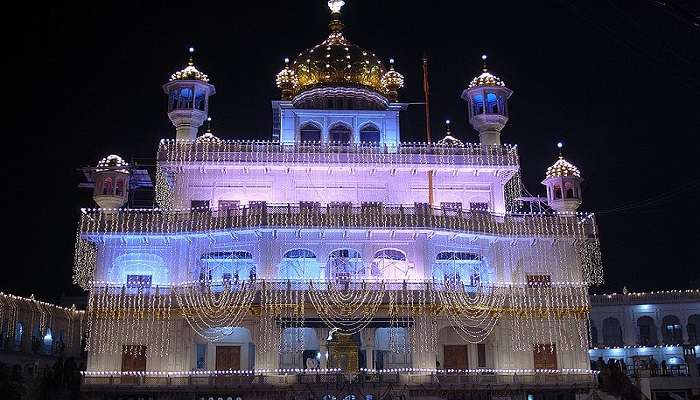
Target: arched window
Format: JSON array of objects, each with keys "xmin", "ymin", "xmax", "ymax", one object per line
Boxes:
[
  {"xmin": 14, "ymin": 322, "xmax": 23, "ymax": 350},
  {"xmin": 370, "ymin": 249, "xmax": 411, "ymax": 280},
  {"xmin": 299, "ymin": 122, "xmax": 322, "ymax": 143},
  {"xmin": 43, "ymin": 328, "xmax": 53, "ymax": 354},
  {"xmin": 553, "ymin": 185, "xmax": 562, "ymax": 200},
  {"xmin": 102, "ymin": 177, "xmax": 113, "ymax": 195},
  {"xmin": 564, "ymin": 182, "xmax": 576, "ymax": 199},
  {"xmin": 471, "ymin": 94, "xmax": 485, "ymax": 116},
  {"xmin": 279, "ymin": 249, "xmax": 320, "ymax": 280},
  {"xmin": 327, "ymin": 249, "xmax": 363, "ymax": 281},
  {"xmin": 662, "ymin": 315, "xmax": 683, "ymax": 344},
  {"xmin": 328, "ymin": 123, "xmax": 352, "ymax": 143},
  {"xmin": 432, "ymin": 251, "xmax": 484, "ymax": 286},
  {"xmin": 589, "ymin": 320, "xmax": 598, "ymax": 347},
  {"xmin": 602, "ymin": 317, "xmax": 623, "ymax": 347},
  {"xmin": 485, "ymin": 92, "xmax": 499, "ymax": 114},
  {"xmin": 200, "ymin": 251, "xmax": 256, "ymax": 283},
  {"xmin": 359, "ymin": 124, "xmax": 380, "ymax": 144},
  {"xmin": 116, "ymin": 179, "xmax": 125, "ymax": 196},
  {"xmin": 688, "ymin": 315, "xmax": 700, "ymax": 344},
  {"xmin": 637, "ymin": 316, "xmax": 657, "ymax": 346}
]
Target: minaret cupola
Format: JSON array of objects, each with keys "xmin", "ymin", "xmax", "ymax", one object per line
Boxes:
[
  {"xmin": 162, "ymin": 47, "xmax": 216, "ymax": 140},
  {"xmin": 542, "ymin": 143, "xmax": 583, "ymax": 213},
  {"xmin": 461, "ymin": 55, "xmax": 513, "ymax": 145},
  {"xmin": 93, "ymin": 154, "xmax": 130, "ymax": 210}
]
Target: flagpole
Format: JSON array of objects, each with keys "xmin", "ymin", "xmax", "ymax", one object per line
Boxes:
[{"xmin": 423, "ymin": 53, "xmax": 435, "ymax": 207}]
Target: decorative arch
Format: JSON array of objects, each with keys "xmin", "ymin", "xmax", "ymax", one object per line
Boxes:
[
  {"xmin": 662, "ymin": 315, "xmax": 683, "ymax": 344},
  {"xmin": 328, "ymin": 122, "xmax": 352, "ymax": 143},
  {"xmin": 432, "ymin": 250, "xmax": 488, "ymax": 286},
  {"xmin": 299, "ymin": 121, "xmax": 322, "ymax": 142},
  {"xmin": 637, "ymin": 316, "xmax": 657, "ymax": 346},
  {"xmin": 43, "ymin": 328, "xmax": 53, "ymax": 353},
  {"xmin": 199, "ymin": 250, "xmax": 256, "ymax": 282},
  {"xmin": 602, "ymin": 317, "xmax": 623, "ymax": 347},
  {"xmin": 326, "ymin": 248, "xmax": 363, "ymax": 281},
  {"xmin": 113, "ymin": 253, "xmax": 168, "ymax": 286},
  {"xmin": 14, "ymin": 322, "xmax": 23, "ymax": 350},
  {"xmin": 279, "ymin": 248, "xmax": 320, "ymax": 280},
  {"xmin": 359, "ymin": 123, "xmax": 381, "ymax": 144},
  {"xmin": 370, "ymin": 249, "xmax": 411, "ymax": 280}
]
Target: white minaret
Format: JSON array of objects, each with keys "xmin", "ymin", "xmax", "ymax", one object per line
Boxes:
[
  {"xmin": 542, "ymin": 143, "xmax": 583, "ymax": 213},
  {"xmin": 162, "ymin": 48, "xmax": 216, "ymax": 140},
  {"xmin": 461, "ymin": 55, "xmax": 513, "ymax": 145},
  {"xmin": 93, "ymin": 154, "xmax": 130, "ymax": 210}
]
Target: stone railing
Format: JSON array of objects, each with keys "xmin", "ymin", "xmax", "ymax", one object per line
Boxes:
[
  {"xmin": 79, "ymin": 204, "xmax": 597, "ymax": 239},
  {"xmin": 157, "ymin": 140, "xmax": 520, "ymax": 168},
  {"xmin": 590, "ymin": 290, "xmax": 700, "ymax": 305},
  {"xmin": 81, "ymin": 371, "xmax": 597, "ymax": 391}
]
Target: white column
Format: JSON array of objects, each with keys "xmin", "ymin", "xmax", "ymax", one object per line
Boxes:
[{"xmin": 316, "ymin": 327, "xmax": 329, "ymax": 369}]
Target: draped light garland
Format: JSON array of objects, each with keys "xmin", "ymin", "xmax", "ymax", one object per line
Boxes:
[{"xmin": 0, "ymin": 293, "xmax": 84, "ymax": 353}]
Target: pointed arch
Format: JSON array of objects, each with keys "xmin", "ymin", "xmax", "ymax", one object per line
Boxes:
[
  {"xmin": 328, "ymin": 122, "xmax": 352, "ymax": 143},
  {"xmin": 359, "ymin": 122, "xmax": 381, "ymax": 144},
  {"xmin": 299, "ymin": 121, "xmax": 322, "ymax": 142}
]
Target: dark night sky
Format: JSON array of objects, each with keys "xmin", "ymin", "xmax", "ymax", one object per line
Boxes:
[{"xmin": 10, "ymin": 1, "xmax": 700, "ymax": 302}]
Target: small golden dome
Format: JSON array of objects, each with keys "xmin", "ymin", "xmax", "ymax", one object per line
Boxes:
[
  {"xmin": 381, "ymin": 59, "xmax": 405, "ymax": 102},
  {"xmin": 276, "ymin": 58, "xmax": 299, "ymax": 100},
  {"xmin": 170, "ymin": 49, "xmax": 210, "ymax": 82},
  {"xmin": 467, "ymin": 55, "xmax": 505, "ymax": 89},
  {"xmin": 196, "ymin": 132, "xmax": 221, "ymax": 144},
  {"xmin": 468, "ymin": 71, "xmax": 505, "ymax": 89},
  {"xmin": 546, "ymin": 157, "xmax": 581, "ymax": 178},
  {"xmin": 96, "ymin": 154, "xmax": 129, "ymax": 173}
]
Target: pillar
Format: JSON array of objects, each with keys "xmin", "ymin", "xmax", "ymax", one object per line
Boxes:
[
  {"xmin": 316, "ymin": 327, "xmax": 329, "ymax": 369},
  {"xmin": 362, "ymin": 328, "xmax": 376, "ymax": 370}
]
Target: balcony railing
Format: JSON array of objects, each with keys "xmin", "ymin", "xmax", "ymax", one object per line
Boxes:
[
  {"xmin": 81, "ymin": 371, "xmax": 597, "ymax": 391},
  {"xmin": 79, "ymin": 204, "xmax": 597, "ymax": 239},
  {"xmin": 157, "ymin": 140, "xmax": 520, "ymax": 168},
  {"xmin": 590, "ymin": 290, "xmax": 700, "ymax": 305}
]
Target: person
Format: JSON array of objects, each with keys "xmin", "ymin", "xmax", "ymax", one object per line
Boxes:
[
  {"xmin": 650, "ymin": 358, "xmax": 658, "ymax": 376},
  {"xmin": 661, "ymin": 360, "xmax": 668, "ymax": 376},
  {"xmin": 619, "ymin": 359, "xmax": 627, "ymax": 374}
]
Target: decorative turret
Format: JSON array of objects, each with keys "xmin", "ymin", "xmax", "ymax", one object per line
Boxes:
[
  {"xmin": 162, "ymin": 47, "xmax": 216, "ymax": 140},
  {"xmin": 93, "ymin": 154, "xmax": 130, "ymax": 210},
  {"xmin": 542, "ymin": 143, "xmax": 583, "ymax": 213},
  {"xmin": 381, "ymin": 59, "xmax": 405, "ymax": 102},
  {"xmin": 461, "ymin": 55, "xmax": 513, "ymax": 145},
  {"xmin": 276, "ymin": 58, "xmax": 298, "ymax": 101}
]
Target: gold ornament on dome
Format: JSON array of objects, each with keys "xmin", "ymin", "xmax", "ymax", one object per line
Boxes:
[
  {"xmin": 546, "ymin": 157, "xmax": 581, "ymax": 178},
  {"xmin": 275, "ymin": 1, "xmax": 403, "ymax": 100}
]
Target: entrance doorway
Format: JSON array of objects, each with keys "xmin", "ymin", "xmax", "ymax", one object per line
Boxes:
[
  {"xmin": 443, "ymin": 345, "xmax": 469, "ymax": 370},
  {"xmin": 533, "ymin": 344, "xmax": 558, "ymax": 369},
  {"xmin": 121, "ymin": 345, "xmax": 147, "ymax": 384},
  {"xmin": 216, "ymin": 345, "xmax": 241, "ymax": 370}
]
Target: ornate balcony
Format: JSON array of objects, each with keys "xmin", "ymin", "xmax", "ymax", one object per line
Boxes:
[
  {"xmin": 157, "ymin": 140, "xmax": 520, "ymax": 168},
  {"xmin": 78, "ymin": 203, "xmax": 597, "ymax": 239}
]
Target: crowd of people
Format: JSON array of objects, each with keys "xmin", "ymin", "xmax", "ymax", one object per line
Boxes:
[{"xmin": 0, "ymin": 357, "xmax": 83, "ymax": 400}]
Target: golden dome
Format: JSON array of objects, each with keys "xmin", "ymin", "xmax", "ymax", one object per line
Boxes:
[
  {"xmin": 170, "ymin": 49, "xmax": 210, "ymax": 82},
  {"xmin": 96, "ymin": 154, "xmax": 129, "ymax": 173},
  {"xmin": 277, "ymin": 1, "xmax": 401, "ymax": 102},
  {"xmin": 467, "ymin": 55, "xmax": 505, "ymax": 89},
  {"xmin": 546, "ymin": 157, "xmax": 581, "ymax": 178}
]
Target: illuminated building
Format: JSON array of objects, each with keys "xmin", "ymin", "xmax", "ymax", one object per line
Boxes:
[{"xmin": 72, "ymin": 1, "xmax": 605, "ymax": 399}]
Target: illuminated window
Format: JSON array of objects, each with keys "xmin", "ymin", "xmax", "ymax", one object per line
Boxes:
[
  {"xmin": 553, "ymin": 185, "xmax": 562, "ymax": 200},
  {"xmin": 300, "ymin": 122, "xmax": 321, "ymax": 142},
  {"xmin": 564, "ymin": 182, "xmax": 576, "ymax": 199},
  {"xmin": 200, "ymin": 251, "xmax": 255, "ymax": 283},
  {"xmin": 485, "ymin": 92, "xmax": 499, "ymax": 114},
  {"xmin": 433, "ymin": 251, "xmax": 483, "ymax": 285},
  {"xmin": 102, "ymin": 177, "xmax": 113, "ymax": 195},
  {"xmin": 328, "ymin": 123, "xmax": 352, "ymax": 143},
  {"xmin": 526, "ymin": 275, "xmax": 552, "ymax": 287},
  {"xmin": 196, "ymin": 343, "xmax": 206, "ymax": 369},
  {"xmin": 371, "ymin": 249, "xmax": 410, "ymax": 279},
  {"xmin": 471, "ymin": 94, "xmax": 485, "ymax": 116},
  {"xmin": 441, "ymin": 202, "xmax": 462, "ymax": 216},
  {"xmin": 327, "ymin": 249, "xmax": 363, "ymax": 281},
  {"xmin": 115, "ymin": 179, "xmax": 125, "ymax": 196},
  {"xmin": 279, "ymin": 249, "xmax": 319, "ymax": 280},
  {"xmin": 359, "ymin": 124, "xmax": 380, "ymax": 144}
]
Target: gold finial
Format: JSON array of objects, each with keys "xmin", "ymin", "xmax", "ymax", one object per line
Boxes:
[
  {"xmin": 328, "ymin": 0, "xmax": 345, "ymax": 32},
  {"xmin": 206, "ymin": 117, "xmax": 213, "ymax": 133},
  {"xmin": 188, "ymin": 47, "xmax": 195, "ymax": 66},
  {"xmin": 445, "ymin": 119, "xmax": 452, "ymax": 134},
  {"xmin": 481, "ymin": 54, "xmax": 488, "ymax": 72},
  {"xmin": 557, "ymin": 142, "xmax": 564, "ymax": 158}
]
